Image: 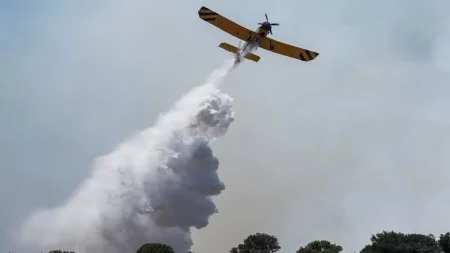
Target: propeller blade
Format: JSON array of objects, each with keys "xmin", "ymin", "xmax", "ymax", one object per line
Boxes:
[
  {"xmin": 265, "ymin": 13, "xmax": 268, "ymax": 21},
  {"xmin": 270, "ymin": 23, "xmax": 280, "ymax": 25},
  {"xmin": 258, "ymin": 23, "xmax": 263, "ymax": 25}
]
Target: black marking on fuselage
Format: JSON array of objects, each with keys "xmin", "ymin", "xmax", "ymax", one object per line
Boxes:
[{"xmin": 247, "ymin": 32, "xmax": 252, "ymax": 41}]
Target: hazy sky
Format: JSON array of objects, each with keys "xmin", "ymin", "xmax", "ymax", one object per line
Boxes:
[{"xmin": 2, "ymin": 0, "xmax": 450, "ymax": 252}]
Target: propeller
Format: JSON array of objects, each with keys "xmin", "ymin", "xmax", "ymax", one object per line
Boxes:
[{"xmin": 257, "ymin": 13, "xmax": 279, "ymax": 34}]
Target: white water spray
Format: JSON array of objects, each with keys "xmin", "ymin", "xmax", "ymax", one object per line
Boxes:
[{"xmin": 16, "ymin": 58, "xmax": 239, "ymax": 253}]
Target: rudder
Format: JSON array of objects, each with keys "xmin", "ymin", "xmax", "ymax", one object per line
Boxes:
[{"xmin": 218, "ymin": 42, "xmax": 260, "ymax": 62}]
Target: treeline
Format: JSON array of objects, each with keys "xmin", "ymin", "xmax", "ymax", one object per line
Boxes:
[{"xmin": 47, "ymin": 230, "xmax": 450, "ymax": 253}]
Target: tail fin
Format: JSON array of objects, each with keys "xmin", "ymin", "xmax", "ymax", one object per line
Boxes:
[{"xmin": 219, "ymin": 42, "xmax": 260, "ymax": 62}]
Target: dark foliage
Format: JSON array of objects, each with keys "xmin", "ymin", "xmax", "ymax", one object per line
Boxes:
[
  {"xmin": 360, "ymin": 231, "xmax": 441, "ymax": 253},
  {"xmin": 439, "ymin": 233, "xmax": 450, "ymax": 253},
  {"xmin": 230, "ymin": 232, "xmax": 281, "ymax": 253},
  {"xmin": 297, "ymin": 240, "xmax": 343, "ymax": 253},
  {"xmin": 136, "ymin": 243, "xmax": 175, "ymax": 253}
]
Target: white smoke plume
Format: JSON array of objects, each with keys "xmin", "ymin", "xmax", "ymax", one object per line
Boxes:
[{"xmin": 16, "ymin": 58, "xmax": 239, "ymax": 253}]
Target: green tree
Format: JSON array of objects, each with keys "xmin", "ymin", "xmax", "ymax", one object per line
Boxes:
[
  {"xmin": 297, "ymin": 240, "xmax": 343, "ymax": 253},
  {"xmin": 439, "ymin": 232, "xmax": 450, "ymax": 253},
  {"xmin": 230, "ymin": 247, "xmax": 239, "ymax": 253},
  {"xmin": 230, "ymin": 232, "xmax": 281, "ymax": 253},
  {"xmin": 360, "ymin": 231, "xmax": 440, "ymax": 253},
  {"xmin": 136, "ymin": 243, "xmax": 175, "ymax": 253}
]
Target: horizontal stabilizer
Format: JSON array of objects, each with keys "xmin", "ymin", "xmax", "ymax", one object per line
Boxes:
[{"xmin": 219, "ymin": 42, "xmax": 260, "ymax": 62}]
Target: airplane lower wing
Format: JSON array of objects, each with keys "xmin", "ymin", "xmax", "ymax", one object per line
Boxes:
[
  {"xmin": 198, "ymin": 6, "xmax": 260, "ymax": 43},
  {"xmin": 218, "ymin": 42, "xmax": 260, "ymax": 62},
  {"xmin": 259, "ymin": 37, "xmax": 319, "ymax": 62}
]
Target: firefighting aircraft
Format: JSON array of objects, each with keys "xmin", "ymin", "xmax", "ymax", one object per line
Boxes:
[{"xmin": 198, "ymin": 6, "xmax": 319, "ymax": 63}]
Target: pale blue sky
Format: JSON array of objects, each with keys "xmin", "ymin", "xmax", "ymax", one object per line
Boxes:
[{"xmin": 2, "ymin": 0, "xmax": 450, "ymax": 252}]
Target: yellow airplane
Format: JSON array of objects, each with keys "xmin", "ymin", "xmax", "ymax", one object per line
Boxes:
[{"xmin": 198, "ymin": 6, "xmax": 319, "ymax": 63}]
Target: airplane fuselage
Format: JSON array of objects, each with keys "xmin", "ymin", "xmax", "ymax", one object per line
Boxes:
[
  {"xmin": 246, "ymin": 25, "xmax": 270, "ymax": 47},
  {"xmin": 236, "ymin": 25, "xmax": 270, "ymax": 62}
]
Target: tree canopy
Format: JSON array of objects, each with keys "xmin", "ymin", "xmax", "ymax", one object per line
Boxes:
[
  {"xmin": 230, "ymin": 232, "xmax": 281, "ymax": 253},
  {"xmin": 360, "ymin": 231, "xmax": 442, "ymax": 253},
  {"xmin": 297, "ymin": 240, "xmax": 343, "ymax": 253},
  {"xmin": 136, "ymin": 243, "xmax": 175, "ymax": 253},
  {"xmin": 439, "ymin": 232, "xmax": 450, "ymax": 253},
  {"xmin": 40, "ymin": 230, "xmax": 450, "ymax": 253}
]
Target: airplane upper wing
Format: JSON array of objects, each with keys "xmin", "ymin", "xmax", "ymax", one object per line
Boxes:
[
  {"xmin": 259, "ymin": 37, "xmax": 319, "ymax": 62},
  {"xmin": 198, "ymin": 6, "xmax": 259, "ymax": 42}
]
